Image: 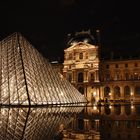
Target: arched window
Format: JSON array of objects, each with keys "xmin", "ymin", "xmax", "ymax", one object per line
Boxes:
[
  {"xmin": 79, "ymin": 53, "xmax": 83, "ymax": 59},
  {"xmin": 78, "ymin": 87, "xmax": 84, "ymax": 95},
  {"xmin": 135, "ymin": 86, "xmax": 140, "ymax": 95},
  {"xmin": 78, "ymin": 72, "xmax": 83, "ymax": 82},
  {"xmin": 104, "ymin": 87, "xmax": 110, "ymax": 97},
  {"xmin": 114, "ymin": 86, "xmax": 120, "ymax": 97},
  {"xmin": 124, "ymin": 86, "xmax": 130, "ymax": 96}
]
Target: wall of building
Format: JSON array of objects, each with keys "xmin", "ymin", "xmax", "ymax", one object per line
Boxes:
[{"xmin": 51, "ymin": 30, "xmax": 140, "ymax": 104}]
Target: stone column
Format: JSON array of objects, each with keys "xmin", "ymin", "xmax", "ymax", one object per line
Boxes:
[
  {"xmin": 110, "ymin": 86, "xmax": 114, "ymax": 101},
  {"xmin": 84, "ymin": 70, "xmax": 88, "ymax": 82},
  {"xmin": 95, "ymin": 70, "xmax": 99, "ymax": 82},
  {"xmin": 72, "ymin": 70, "xmax": 76, "ymax": 83},
  {"xmin": 120, "ymin": 86, "xmax": 124, "ymax": 100}
]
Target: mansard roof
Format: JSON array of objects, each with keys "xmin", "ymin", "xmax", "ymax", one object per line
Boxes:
[{"xmin": 67, "ymin": 30, "xmax": 96, "ymax": 46}]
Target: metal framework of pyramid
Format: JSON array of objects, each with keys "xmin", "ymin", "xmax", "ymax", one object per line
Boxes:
[{"xmin": 0, "ymin": 32, "xmax": 87, "ymax": 105}]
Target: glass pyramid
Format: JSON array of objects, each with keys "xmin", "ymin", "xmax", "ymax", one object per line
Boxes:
[{"xmin": 0, "ymin": 32, "xmax": 87, "ymax": 105}]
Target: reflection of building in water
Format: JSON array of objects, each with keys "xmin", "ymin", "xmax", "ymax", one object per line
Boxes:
[
  {"xmin": 0, "ymin": 32, "xmax": 87, "ymax": 105},
  {"xmin": 63, "ymin": 105, "xmax": 140, "ymax": 140},
  {"xmin": 52, "ymin": 29, "xmax": 140, "ymax": 103},
  {"xmin": 0, "ymin": 106, "xmax": 83, "ymax": 140},
  {"xmin": 63, "ymin": 106, "xmax": 101, "ymax": 140},
  {"xmin": 100, "ymin": 104, "xmax": 140, "ymax": 140}
]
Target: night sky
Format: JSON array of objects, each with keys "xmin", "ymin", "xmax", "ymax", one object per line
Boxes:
[{"xmin": 0, "ymin": 0, "xmax": 140, "ymax": 61}]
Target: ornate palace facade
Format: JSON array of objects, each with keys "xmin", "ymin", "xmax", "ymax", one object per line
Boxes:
[{"xmin": 51, "ymin": 30, "xmax": 140, "ymax": 104}]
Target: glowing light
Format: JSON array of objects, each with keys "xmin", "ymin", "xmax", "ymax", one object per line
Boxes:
[
  {"xmin": 131, "ymin": 105, "xmax": 134, "ymax": 109},
  {"xmin": 109, "ymin": 105, "xmax": 112, "ymax": 109},
  {"xmin": 131, "ymin": 92, "xmax": 133, "ymax": 96},
  {"xmin": 93, "ymin": 104, "xmax": 97, "ymax": 110}
]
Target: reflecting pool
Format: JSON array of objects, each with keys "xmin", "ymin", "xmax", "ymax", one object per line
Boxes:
[
  {"xmin": 1, "ymin": 104, "xmax": 140, "ymax": 140},
  {"xmin": 63, "ymin": 104, "xmax": 140, "ymax": 140}
]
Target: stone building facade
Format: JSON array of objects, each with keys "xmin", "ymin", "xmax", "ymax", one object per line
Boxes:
[
  {"xmin": 52, "ymin": 30, "xmax": 140, "ymax": 104},
  {"xmin": 63, "ymin": 30, "xmax": 100, "ymax": 104}
]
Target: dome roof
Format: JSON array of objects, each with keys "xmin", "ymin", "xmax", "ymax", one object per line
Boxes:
[{"xmin": 67, "ymin": 30, "xmax": 96, "ymax": 46}]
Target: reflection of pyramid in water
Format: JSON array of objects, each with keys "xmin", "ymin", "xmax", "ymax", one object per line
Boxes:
[
  {"xmin": 0, "ymin": 32, "xmax": 87, "ymax": 105},
  {"xmin": 0, "ymin": 106, "xmax": 84, "ymax": 140}
]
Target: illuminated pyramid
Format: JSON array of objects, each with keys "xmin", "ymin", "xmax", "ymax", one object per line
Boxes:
[{"xmin": 0, "ymin": 32, "xmax": 87, "ymax": 105}]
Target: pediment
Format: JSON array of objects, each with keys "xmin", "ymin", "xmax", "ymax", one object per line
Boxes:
[{"xmin": 65, "ymin": 42, "xmax": 96, "ymax": 52}]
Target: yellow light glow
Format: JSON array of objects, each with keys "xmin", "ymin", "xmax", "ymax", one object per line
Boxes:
[
  {"xmin": 93, "ymin": 91, "xmax": 96, "ymax": 96},
  {"xmin": 93, "ymin": 105, "xmax": 97, "ymax": 110},
  {"xmin": 131, "ymin": 92, "xmax": 133, "ymax": 96},
  {"xmin": 131, "ymin": 105, "xmax": 134, "ymax": 109}
]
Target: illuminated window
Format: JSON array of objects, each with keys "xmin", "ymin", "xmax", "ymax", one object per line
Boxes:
[
  {"xmin": 79, "ymin": 53, "xmax": 83, "ymax": 59},
  {"xmin": 78, "ymin": 72, "xmax": 83, "ymax": 82}
]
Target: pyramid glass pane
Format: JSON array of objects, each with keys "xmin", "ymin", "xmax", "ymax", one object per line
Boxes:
[{"xmin": 0, "ymin": 33, "xmax": 87, "ymax": 105}]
